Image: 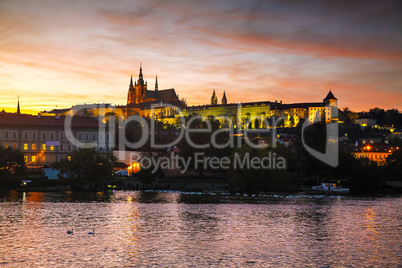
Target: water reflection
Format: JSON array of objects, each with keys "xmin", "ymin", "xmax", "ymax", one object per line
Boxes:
[{"xmin": 0, "ymin": 191, "xmax": 400, "ymax": 267}]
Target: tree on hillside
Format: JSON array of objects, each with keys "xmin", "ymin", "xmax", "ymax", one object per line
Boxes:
[
  {"xmin": 53, "ymin": 148, "xmax": 116, "ymax": 189},
  {"xmin": 0, "ymin": 145, "xmax": 25, "ymax": 180}
]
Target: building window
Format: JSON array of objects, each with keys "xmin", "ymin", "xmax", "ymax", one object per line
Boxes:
[
  {"xmin": 85, "ymin": 133, "xmax": 89, "ymax": 140},
  {"xmin": 60, "ymin": 156, "xmax": 64, "ymax": 161},
  {"xmin": 78, "ymin": 133, "xmax": 82, "ymax": 140},
  {"xmin": 5, "ymin": 132, "xmax": 8, "ymax": 138},
  {"xmin": 50, "ymin": 156, "xmax": 54, "ymax": 162},
  {"xmin": 13, "ymin": 132, "xmax": 17, "ymax": 138},
  {"xmin": 42, "ymin": 156, "xmax": 46, "ymax": 162},
  {"xmin": 12, "ymin": 144, "xmax": 16, "ymax": 149},
  {"xmin": 24, "ymin": 144, "xmax": 28, "ymax": 150},
  {"xmin": 24, "ymin": 156, "xmax": 28, "ymax": 162},
  {"xmin": 67, "ymin": 144, "xmax": 71, "ymax": 151},
  {"xmin": 32, "ymin": 156, "xmax": 36, "ymax": 162},
  {"xmin": 42, "ymin": 132, "xmax": 46, "ymax": 139},
  {"xmin": 42, "ymin": 144, "xmax": 46, "ymax": 151},
  {"xmin": 92, "ymin": 133, "xmax": 96, "ymax": 140},
  {"xmin": 24, "ymin": 132, "xmax": 28, "ymax": 139},
  {"xmin": 67, "ymin": 156, "xmax": 71, "ymax": 161},
  {"xmin": 60, "ymin": 133, "xmax": 64, "ymax": 139},
  {"xmin": 32, "ymin": 144, "xmax": 36, "ymax": 150},
  {"xmin": 50, "ymin": 133, "xmax": 54, "ymax": 139},
  {"xmin": 50, "ymin": 145, "xmax": 54, "ymax": 151},
  {"xmin": 60, "ymin": 144, "xmax": 64, "ymax": 151},
  {"xmin": 4, "ymin": 144, "xmax": 8, "ymax": 148},
  {"xmin": 32, "ymin": 132, "xmax": 36, "ymax": 139}
]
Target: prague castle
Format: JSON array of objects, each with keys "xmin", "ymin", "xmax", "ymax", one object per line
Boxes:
[{"xmin": 41, "ymin": 65, "xmax": 339, "ymax": 128}]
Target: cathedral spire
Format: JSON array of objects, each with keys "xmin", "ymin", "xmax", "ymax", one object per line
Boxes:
[
  {"xmin": 155, "ymin": 74, "xmax": 158, "ymax": 92},
  {"xmin": 17, "ymin": 96, "xmax": 20, "ymax": 115},
  {"xmin": 211, "ymin": 89, "xmax": 218, "ymax": 105},
  {"xmin": 139, "ymin": 63, "xmax": 143, "ymax": 79},
  {"xmin": 130, "ymin": 75, "xmax": 133, "ymax": 87},
  {"xmin": 222, "ymin": 90, "xmax": 227, "ymax": 105}
]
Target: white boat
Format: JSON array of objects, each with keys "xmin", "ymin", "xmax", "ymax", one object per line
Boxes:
[{"xmin": 310, "ymin": 183, "xmax": 350, "ymax": 194}]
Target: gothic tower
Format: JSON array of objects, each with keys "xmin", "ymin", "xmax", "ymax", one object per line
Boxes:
[
  {"xmin": 17, "ymin": 96, "xmax": 20, "ymax": 115},
  {"xmin": 222, "ymin": 91, "xmax": 227, "ymax": 105},
  {"xmin": 127, "ymin": 64, "xmax": 148, "ymax": 105},
  {"xmin": 211, "ymin": 89, "xmax": 218, "ymax": 105},
  {"xmin": 127, "ymin": 75, "xmax": 135, "ymax": 105}
]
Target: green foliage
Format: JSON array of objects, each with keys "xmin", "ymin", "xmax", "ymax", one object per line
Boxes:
[
  {"xmin": 386, "ymin": 149, "xmax": 402, "ymax": 180},
  {"xmin": 53, "ymin": 148, "xmax": 116, "ymax": 189},
  {"xmin": 0, "ymin": 145, "xmax": 25, "ymax": 180}
]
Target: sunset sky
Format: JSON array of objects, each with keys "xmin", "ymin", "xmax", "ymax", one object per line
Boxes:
[{"xmin": 1, "ymin": 0, "xmax": 401, "ymax": 114}]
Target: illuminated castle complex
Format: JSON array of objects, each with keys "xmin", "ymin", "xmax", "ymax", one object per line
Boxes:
[{"xmin": 42, "ymin": 65, "xmax": 339, "ymax": 128}]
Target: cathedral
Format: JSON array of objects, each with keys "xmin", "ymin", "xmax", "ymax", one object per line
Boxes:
[
  {"xmin": 126, "ymin": 65, "xmax": 184, "ymax": 118},
  {"xmin": 41, "ymin": 64, "xmax": 339, "ymax": 128}
]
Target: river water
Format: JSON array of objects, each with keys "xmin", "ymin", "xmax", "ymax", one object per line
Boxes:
[{"xmin": 0, "ymin": 191, "xmax": 400, "ymax": 267}]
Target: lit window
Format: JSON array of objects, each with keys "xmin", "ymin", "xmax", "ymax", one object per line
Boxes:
[
  {"xmin": 24, "ymin": 156, "xmax": 28, "ymax": 162},
  {"xmin": 4, "ymin": 144, "xmax": 8, "ymax": 148},
  {"xmin": 32, "ymin": 144, "xmax": 36, "ymax": 150},
  {"xmin": 67, "ymin": 156, "xmax": 71, "ymax": 161},
  {"xmin": 42, "ymin": 156, "xmax": 46, "ymax": 162},
  {"xmin": 50, "ymin": 156, "xmax": 54, "ymax": 162},
  {"xmin": 32, "ymin": 156, "xmax": 36, "ymax": 162},
  {"xmin": 24, "ymin": 144, "xmax": 28, "ymax": 150},
  {"xmin": 42, "ymin": 144, "xmax": 46, "ymax": 150},
  {"xmin": 12, "ymin": 144, "xmax": 16, "ymax": 149},
  {"xmin": 50, "ymin": 145, "xmax": 54, "ymax": 151}
]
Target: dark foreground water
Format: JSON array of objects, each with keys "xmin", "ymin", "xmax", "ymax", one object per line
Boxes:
[{"xmin": 0, "ymin": 191, "xmax": 400, "ymax": 267}]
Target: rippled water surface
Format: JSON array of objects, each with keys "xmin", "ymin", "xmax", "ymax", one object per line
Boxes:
[{"xmin": 0, "ymin": 191, "xmax": 400, "ymax": 267}]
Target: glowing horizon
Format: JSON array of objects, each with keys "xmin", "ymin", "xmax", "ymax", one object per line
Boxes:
[{"xmin": 1, "ymin": 0, "xmax": 401, "ymax": 114}]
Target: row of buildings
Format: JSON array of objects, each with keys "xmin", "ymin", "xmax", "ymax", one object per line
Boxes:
[
  {"xmin": 43, "ymin": 66, "xmax": 339, "ymax": 128},
  {"xmin": 9, "ymin": 65, "xmax": 395, "ymax": 170},
  {"xmin": 0, "ymin": 106, "xmax": 111, "ymax": 166}
]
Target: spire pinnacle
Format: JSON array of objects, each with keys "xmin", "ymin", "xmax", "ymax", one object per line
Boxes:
[
  {"xmin": 130, "ymin": 75, "xmax": 133, "ymax": 87},
  {"xmin": 155, "ymin": 74, "xmax": 158, "ymax": 91},
  {"xmin": 139, "ymin": 63, "xmax": 143, "ymax": 79},
  {"xmin": 17, "ymin": 96, "xmax": 20, "ymax": 115},
  {"xmin": 222, "ymin": 90, "xmax": 227, "ymax": 105}
]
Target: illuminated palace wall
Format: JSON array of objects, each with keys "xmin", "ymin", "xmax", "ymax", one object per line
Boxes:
[{"xmin": 179, "ymin": 91, "xmax": 338, "ymax": 129}]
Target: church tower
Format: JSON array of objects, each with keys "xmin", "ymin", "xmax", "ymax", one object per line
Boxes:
[
  {"xmin": 127, "ymin": 75, "xmax": 135, "ymax": 105},
  {"xmin": 323, "ymin": 90, "xmax": 337, "ymax": 107},
  {"xmin": 17, "ymin": 96, "xmax": 20, "ymax": 115},
  {"xmin": 222, "ymin": 91, "xmax": 227, "ymax": 105},
  {"xmin": 127, "ymin": 64, "xmax": 148, "ymax": 105},
  {"xmin": 155, "ymin": 75, "xmax": 158, "ymax": 92},
  {"xmin": 211, "ymin": 89, "xmax": 218, "ymax": 105}
]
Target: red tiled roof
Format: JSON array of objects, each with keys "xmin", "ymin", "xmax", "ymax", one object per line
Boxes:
[{"xmin": 0, "ymin": 113, "xmax": 100, "ymax": 128}]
